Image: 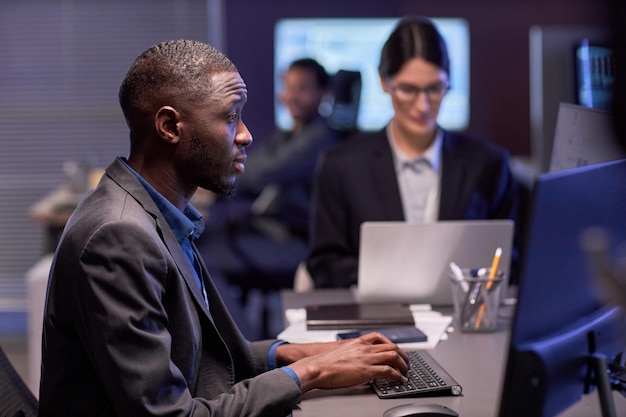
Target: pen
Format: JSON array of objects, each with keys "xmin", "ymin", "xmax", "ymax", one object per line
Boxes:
[
  {"xmin": 449, "ymin": 262, "xmax": 469, "ymax": 292},
  {"xmin": 466, "ymin": 269, "xmax": 486, "ymax": 310},
  {"xmin": 474, "ymin": 247, "xmax": 502, "ymax": 329},
  {"xmin": 462, "ymin": 268, "xmax": 485, "ymax": 328}
]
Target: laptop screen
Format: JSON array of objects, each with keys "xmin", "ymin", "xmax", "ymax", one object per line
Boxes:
[{"xmin": 357, "ymin": 220, "xmax": 514, "ymax": 306}]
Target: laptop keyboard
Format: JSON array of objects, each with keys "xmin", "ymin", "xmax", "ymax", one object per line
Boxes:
[{"xmin": 371, "ymin": 350, "xmax": 463, "ymax": 398}]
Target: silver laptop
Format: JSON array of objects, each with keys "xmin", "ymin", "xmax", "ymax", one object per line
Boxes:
[{"xmin": 356, "ymin": 220, "xmax": 514, "ymax": 306}]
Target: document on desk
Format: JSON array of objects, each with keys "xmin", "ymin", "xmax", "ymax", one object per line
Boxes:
[{"xmin": 278, "ymin": 305, "xmax": 452, "ymax": 349}]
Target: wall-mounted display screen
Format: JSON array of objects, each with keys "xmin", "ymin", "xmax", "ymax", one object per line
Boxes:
[{"xmin": 274, "ymin": 17, "xmax": 470, "ymax": 131}]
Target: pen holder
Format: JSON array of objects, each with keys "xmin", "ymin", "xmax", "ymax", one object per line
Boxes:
[{"xmin": 450, "ymin": 269, "xmax": 504, "ymax": 332}]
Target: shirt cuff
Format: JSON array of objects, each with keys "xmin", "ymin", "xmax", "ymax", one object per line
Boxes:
[
  {"xmin": 267, "ymin": 340, "xmax": 288, "ymax": 369},
  {"xmin": 281, "ymin": 366, "xmax": 302, "ymax": 389}
]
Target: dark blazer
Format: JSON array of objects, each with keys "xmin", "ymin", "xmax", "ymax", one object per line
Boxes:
[
  {"xmin": 38, "ymin": 158, "xmax": 300, "ymax": 417},
  {"xmin": 306, "ymin": 128, "xmax": 518, "ymax": 288}
]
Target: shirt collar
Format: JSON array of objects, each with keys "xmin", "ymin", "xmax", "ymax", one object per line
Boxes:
[
  {"xmin": 386, "ymin": 125, "xmax": 443, "ymax": 173},
  {"xmin": 120, "ymin": 158, "xmax": 205, "ymax": 244}
]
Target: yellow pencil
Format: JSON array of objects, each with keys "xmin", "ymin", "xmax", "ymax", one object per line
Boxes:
[{"xmin": 474, "ymin": 247, "xmax": 502, "ymax": 329}]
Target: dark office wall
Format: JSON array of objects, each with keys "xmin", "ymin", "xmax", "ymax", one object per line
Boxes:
[
  {"xmin": 0, "ymin": 0, "xmax": 210, "ymax": 298},
  {"xmin": 223, "ymin": 0, "xmax": 610, "ymax": 157}
]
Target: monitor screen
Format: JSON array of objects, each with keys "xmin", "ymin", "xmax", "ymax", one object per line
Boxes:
[
  {"xmin": 274, "ymin": 17, "xmax": 470, "ymax": 132},
  {"xmin": 498, "ymin": 158, "xmax": 626, "ymax": 417},
  {"xmin": 528, "ymin": 25, "xmax": 609, "ymax": 172},
  {"xmin": 575, "ymin": 40, "xmax": 614, "ymax": 111}
]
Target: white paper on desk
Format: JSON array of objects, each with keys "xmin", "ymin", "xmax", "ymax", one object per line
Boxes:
[{"xmin": 278, "ymin": 306, "xmax": 452, "ymax": 349}]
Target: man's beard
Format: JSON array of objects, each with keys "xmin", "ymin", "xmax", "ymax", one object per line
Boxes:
[
  {"xmin": 187, "ymin": 135, "xmax": 237, "ymax": 198},
  {"xmin": 201, "ymin": 177, "xmax": 236, "ymax": 198}
]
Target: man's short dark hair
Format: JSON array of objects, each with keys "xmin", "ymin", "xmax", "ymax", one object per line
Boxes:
[
  {"xmin": 288, "ymin": 58, "xmax": 330, "ymax": 89},
  {"xmin": 119, "ymin": 39, "xmax": 237, "ymax": 126}
]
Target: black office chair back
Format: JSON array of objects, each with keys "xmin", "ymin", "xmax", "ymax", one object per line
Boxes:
[
  {"xmin": 327, "ymin": 69, "xmax": 362, "ymax": 135},
  {"xmin": 0, "ymin": 345, "xmax": 38, "ymax": 417}
]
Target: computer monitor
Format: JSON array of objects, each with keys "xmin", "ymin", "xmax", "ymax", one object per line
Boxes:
[
  {"xmin": 498, "ymin": 158, "xmax": 626, "ymax": 417},
  {"xmin": 273, "ymin": 17, "xmax": 470, "ymax": 132},
  {"xmin": 575, "ymin": 40, "xmax": 614, "ymax": 111},
  {"xmin": 529, "ymin": 25, "xmax": 609, "ymax": 172}
]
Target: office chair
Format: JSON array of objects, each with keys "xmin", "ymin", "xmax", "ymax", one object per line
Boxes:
[
  {"xmin": 326, "ymin": 69, "xmax": 362, "ymax": 137},
  {"xmin": 0, "ymin": 345, "xmax": 38, "ymax": 417}
]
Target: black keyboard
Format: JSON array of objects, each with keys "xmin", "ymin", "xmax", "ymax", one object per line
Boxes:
[{"xmin": 371, "ymin": 350, "xmax": 463, "ymax": 398}]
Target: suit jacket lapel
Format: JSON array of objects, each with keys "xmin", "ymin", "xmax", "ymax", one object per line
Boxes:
[
  {"xmin": 191, "ymin": 242, "xmax": 239, "ymax": 335},
  {"xmin": 163, "ymin": 231, "xmax": 215, "ymax": 323},
  {"xmin": 439, "ymin": 131, "xmax": 466, "ymax": 220},
  {"xmin": 369, "ymin": 130, "xmax": 407, "ymax": 221},
  {"xmin": 105, "ymin": 158, "xmax": 215, "ymax": 323}
]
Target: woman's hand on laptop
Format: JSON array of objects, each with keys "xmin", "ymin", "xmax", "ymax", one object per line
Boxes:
[{"xmin": 277, "ymin": 333, "xmax": 410, "ymax": 392}]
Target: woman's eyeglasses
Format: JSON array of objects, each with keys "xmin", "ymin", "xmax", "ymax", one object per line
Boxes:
[{"xmin": 388, "ymin": 81, "xmax": 449, "ymax": 105}]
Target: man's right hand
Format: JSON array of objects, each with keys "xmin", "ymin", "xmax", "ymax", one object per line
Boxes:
[{"xmin": 284, "ymin": 332, "xmax": 410, "ymax": 393}]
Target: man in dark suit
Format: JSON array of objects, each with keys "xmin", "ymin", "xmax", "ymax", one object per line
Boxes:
[
  {"xmin": 38, "ymin": 39, "xmax": 409, "ymax": 417},
  {"xmin": 306, "ymin": 17, "xmax": 518, "ymax": 288}
]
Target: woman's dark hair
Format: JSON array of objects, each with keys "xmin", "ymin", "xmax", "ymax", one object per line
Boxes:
[{"xmin": 378, "ymin": 16, "xmax": 450, "ymax": 79}]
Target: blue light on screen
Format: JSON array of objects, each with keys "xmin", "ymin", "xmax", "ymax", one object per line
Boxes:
[
  {"xmin": 274, "ymin": 17, "xmax": 470, "ymax": 131},
  {"xmin": 576, "ymin": 40, "xmax": 614, "ymax": 111}
]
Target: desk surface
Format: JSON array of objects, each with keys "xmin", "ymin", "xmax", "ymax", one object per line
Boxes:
[{"xmin": 281, "ymin": 289, "xmax": 625, "ymax": 417}]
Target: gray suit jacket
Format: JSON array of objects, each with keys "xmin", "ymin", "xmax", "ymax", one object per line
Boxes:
[{"xmin": 38, "ymin": 158, "xmax": 300, "ymax": 417}]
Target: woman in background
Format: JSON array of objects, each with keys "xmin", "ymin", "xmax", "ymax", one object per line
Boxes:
[{"xmin": 306, "ymin": 16, "xmax": 519, "ymax": 288}]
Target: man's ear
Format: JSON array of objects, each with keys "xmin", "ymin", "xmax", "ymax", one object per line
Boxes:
[{"xmin": 155, "ymin": 106, "xmax": 181, "ymax": 144}]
